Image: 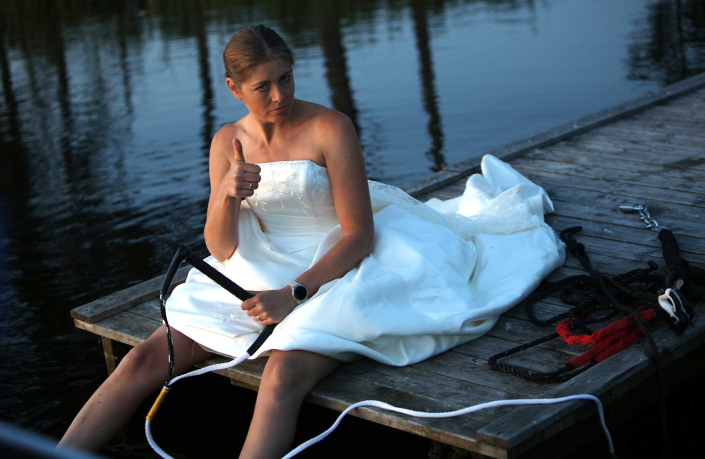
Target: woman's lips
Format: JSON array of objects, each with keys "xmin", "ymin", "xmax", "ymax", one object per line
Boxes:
[{"xmin": 270, "ymin": 105, "xmax": 286, "ymax": 113}]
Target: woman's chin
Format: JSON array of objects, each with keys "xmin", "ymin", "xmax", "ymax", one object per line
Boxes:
[
  {"xmin": 266, "ymin": 108, "xmax": 292, "ymax": 123},
  {"xmin": 269, "ymin": 106, "xmax": 289, "ymax": 116}
]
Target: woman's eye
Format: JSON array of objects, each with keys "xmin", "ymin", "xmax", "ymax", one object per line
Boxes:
[
  {"xmin": 282, "ymin": 74, "xmax": 291, "ymax": 83},
  {"xmin": 256, "ymin": 85, "xmax": 267, "ymax": 92}
]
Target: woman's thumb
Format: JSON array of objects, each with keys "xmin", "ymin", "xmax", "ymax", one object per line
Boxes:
[{"xmin": 232, "ymin": 138, "xmax": 245, "ymax": 162}]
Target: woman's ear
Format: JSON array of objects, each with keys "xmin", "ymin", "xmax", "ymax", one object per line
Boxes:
[{"xmin": 226, "ymin": 78, "xmax": 243, "ymax": 101}]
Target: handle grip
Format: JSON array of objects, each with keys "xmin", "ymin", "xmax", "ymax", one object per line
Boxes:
[{"xmin": 161, "ymin": 245, "xmax": 191, "ymax": 297}]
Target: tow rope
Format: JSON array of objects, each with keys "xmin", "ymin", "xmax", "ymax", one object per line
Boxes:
[
  {"xmin": 144, "ymin": 245, "xmax": 619, "ymax": 459},
  {"xmin": 557, "ymin": 309, "xmax": 656, "ymax": 369}
]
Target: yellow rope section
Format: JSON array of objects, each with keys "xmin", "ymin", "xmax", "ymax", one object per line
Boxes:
[{"xmin": 146, "ymin": 386, "xmax": 171, "ymax": 421}]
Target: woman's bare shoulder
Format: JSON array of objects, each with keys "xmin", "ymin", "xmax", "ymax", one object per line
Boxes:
[
  {"xmin": 307, "ymin": 106, "xmax": 355, "ymax": 141},
  {"xmin": 295, "ymin": 99, "xmax": 330, "ymax": 117},
  {"xmin": 292, "ymin": 100, "xmax": 343, "ymax": 127},
  {"xmin": 305, "ymin": 108, "xmax": 361, "ymax": 171},
  {"xmin": 211, "ymin": 119, "xmax": 247, "ymax": 161},
  {"xmin": 311, "ymin": 108, "xmax": 357, "ymax": 149}
]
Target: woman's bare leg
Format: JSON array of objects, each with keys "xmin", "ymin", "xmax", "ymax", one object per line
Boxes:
[
  {"xmin": 239, "ymin": 350, "xmax": 342, "ymax": 459},
  {"xmin": 58, "ymin": 326, "xmax": 213, "ymax": 451}
]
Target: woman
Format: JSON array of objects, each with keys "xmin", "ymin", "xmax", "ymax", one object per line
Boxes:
[
  {"xmin": 59, "ymin": 24, "xmax": 363, "ymax": 459},
  {"xmin": 59, "ymin": 25, "xmax": 565, "ymax": 458}
]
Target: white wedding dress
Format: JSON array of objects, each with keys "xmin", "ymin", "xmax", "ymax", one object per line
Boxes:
[{"xmin": 165, "ymin": 155, "xmax": 565, "ymax": 366}]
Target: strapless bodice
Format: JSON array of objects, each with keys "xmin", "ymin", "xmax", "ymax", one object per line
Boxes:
[{"xmin": 245, "ymin": 160, "xmax": 339, "ymax": 235}]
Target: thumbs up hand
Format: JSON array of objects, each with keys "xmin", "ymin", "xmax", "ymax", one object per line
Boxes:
[
  {"xmin": 220, "ymin": 138, "xmax": 261, "ymax": 199},
  {"xmin": 232, "ymin": 137, "xmax": 246, "ymax": 163}
]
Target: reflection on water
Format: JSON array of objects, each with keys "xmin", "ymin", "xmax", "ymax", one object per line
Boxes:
[
  {"xmin": 1, "ymin": 0, "xmax": 704, "ymax": 457},
  {"xmin": 627, "ymin": 0, "xmax": 705, "ymax": 84},
  {"xmin": 412, "ymin": 0, "xmax": 446, "ymax": 172},
  {"xmin": 319, "ymin": 2, "xmax": 362, "ymax": 136}
]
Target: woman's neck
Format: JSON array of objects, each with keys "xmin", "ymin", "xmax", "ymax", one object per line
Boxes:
[{"xmin": 249, "ymin": 99, "xmax": 299, "ymax": 147}]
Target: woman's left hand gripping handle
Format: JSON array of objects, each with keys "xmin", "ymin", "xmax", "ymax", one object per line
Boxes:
[{"xmin": 241, "ymin": 288, "xmax": 298, "ymax": 326}]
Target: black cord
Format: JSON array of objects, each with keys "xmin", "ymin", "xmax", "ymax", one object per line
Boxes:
[{"xmin": 158, "ymin": 295, "xmax": 176, "ymax": 386}]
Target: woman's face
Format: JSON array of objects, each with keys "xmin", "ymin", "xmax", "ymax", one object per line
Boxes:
[{"xmin": 228, "ymin": 58, "xmax": 295, "ymax": 122}]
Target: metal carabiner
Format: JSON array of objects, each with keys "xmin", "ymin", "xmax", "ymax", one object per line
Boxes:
[{"xmin": 618, "ymin": 204, "xmax": 644, "ymax": 213}]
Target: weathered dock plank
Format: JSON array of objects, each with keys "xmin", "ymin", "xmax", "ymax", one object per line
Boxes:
[
  {"xmin": 610, "ymin": 118, "xmax": 705, "ymax": 140},
  {"xmin": 631, "ymin": 111, "xmax": 705, "ymax": 130},
  {"xmin": 534, "ymin": 184, "xmax": 705, "ymax": 228},
  {"xmin": 526, "ymin": 148, "xmax": 705, "ymax": 183},
  {"xmin": 649, "ymin": 103, "xmax": 705, "ymax": 121},
  {"xmin": 579, "ymin": 132, "xmax": 705, "ymax": 159},
  {"xmin": 511, "ymin": 165, "xmax": 705, "ymax": 209},
  {"xmin": 71, "ymin": 266, "xmax": 190, "ymax": 323},
  {"xmin": 598, "ymin": 125, "xmax": 705, "ymax": 148},
  {"xmin": 450, "ymin": 334, "xmax": 574, "ymax": 371},
  {"xmin": 544, "ymin": 214, "xmax": 705, "ymax": 256},
  {"xmin": 545, "ymin": 141, "xmax": 705, "ymax": 170},
  {"xmin": 512, "ymin": 157, "xmax": 705, "ymax": 197},
  {"xmin": 72, "ymin": 73, "xmax": 705, "ymax": 458}
]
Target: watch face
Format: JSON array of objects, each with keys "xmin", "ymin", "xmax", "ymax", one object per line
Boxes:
[{"xmin": 293, "ymin": 285, "xmax": 307, "ymax": 301}]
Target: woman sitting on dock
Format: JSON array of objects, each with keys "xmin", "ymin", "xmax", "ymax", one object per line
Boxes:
[{"xmin": 59, "ymin": 25, "xmax": 565, "ymax": 458}]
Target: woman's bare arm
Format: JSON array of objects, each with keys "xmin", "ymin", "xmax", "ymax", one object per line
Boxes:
[
  {"xmin": 204, "ymin": 127, "xmax": 261, "ymax": 262},
  {"xmin": 240, "ymin": 110, "xmax": 374, "ymax": 325},
  {"xmin": 293, "ymin": 110, "xmax": 374, "ymax": 296}
]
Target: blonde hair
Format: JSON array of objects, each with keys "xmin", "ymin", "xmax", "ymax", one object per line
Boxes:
[{"xmin": 223, "ymin": 25, "xmax": 295, "ymax": 90}]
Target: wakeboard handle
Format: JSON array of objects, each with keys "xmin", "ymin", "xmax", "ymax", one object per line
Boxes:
[{"xmin": 161, "ymin": 244, "xmax": 277, "ymax": 356}]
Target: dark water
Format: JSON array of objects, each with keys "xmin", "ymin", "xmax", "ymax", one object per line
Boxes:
[{"xmin": 1, "ymin": 0, "xmax": 704, "ymax": 457}]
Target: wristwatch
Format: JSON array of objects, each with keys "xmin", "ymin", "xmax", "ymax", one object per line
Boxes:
[{"xmin": 287, "ymin": 282, "xmax": 309, "ymax": 305}]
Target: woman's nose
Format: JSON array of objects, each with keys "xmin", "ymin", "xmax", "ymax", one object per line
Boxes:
[{"xmin": 271, "ymin": 84, "xmax": 283, "ymax": 103}]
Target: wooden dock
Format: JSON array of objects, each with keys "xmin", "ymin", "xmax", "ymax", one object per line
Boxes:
[{"xmin": 71, "ymin": 72, "xmax": 705, "ymax": 459}]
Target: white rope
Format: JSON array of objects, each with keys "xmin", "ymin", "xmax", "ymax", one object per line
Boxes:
[
  {"xmin": 145, "ymin": 420, "xmax": 171, "ymax": 459},
  {"xmin": 145, "ymin": 351, "xmax": 615, "ymax": 458},
  {"xmin": 282, "ymin": 395, "xmax": 614, "ymax": 459},
  {"xmin": 148, "ymin": 362, "xmax": 615, "ymax": 459},
  {"xmin": 171, "ymin": 352, "xmax": 251, "ymax": 385},
  {"xmin": 145, "ymin": 352, "xmax": 252, "ymax": 459}
]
